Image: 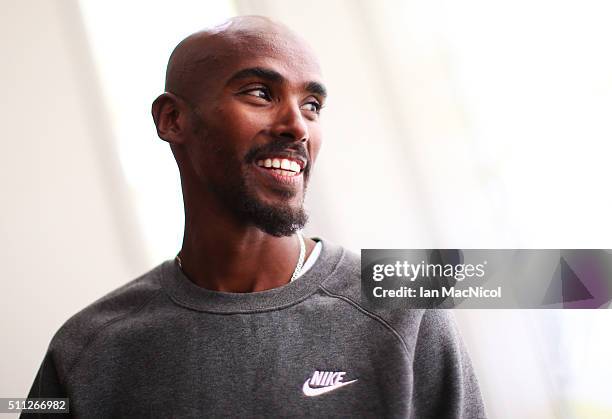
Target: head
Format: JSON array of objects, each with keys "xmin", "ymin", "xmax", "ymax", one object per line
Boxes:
[{"xmin": 152, "ymin": 16, "xmax": 325, "ymax": 237}]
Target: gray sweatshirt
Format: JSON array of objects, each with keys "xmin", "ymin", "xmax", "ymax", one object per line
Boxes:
[{"xmin": 25, "ymin": 239, "xmax": 486, "ymax": 418}]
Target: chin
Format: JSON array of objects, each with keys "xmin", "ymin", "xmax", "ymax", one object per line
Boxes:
[
  {"xmin": 253, "ymin": 185, "xmax": 303, "ymax": 206},
  {"xmin": 263, "ymin": 195, "xmax": 304, "ymax": 213},
  {"xmin": 240, "ymin": 194, "xmax": 308, "ymax": 237}
]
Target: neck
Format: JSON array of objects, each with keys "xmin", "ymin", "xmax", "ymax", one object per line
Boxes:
[{"xmin": 178, "ymin": 191, "xmax": 315, "ymax": 293}]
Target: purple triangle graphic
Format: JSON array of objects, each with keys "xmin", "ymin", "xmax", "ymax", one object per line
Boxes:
[{"xmin": 543, "ymin": 257, "xmax": 594, "ymax": 305}]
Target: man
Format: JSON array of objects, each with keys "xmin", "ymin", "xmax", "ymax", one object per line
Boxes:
[{"xmin": 25, "ymin": 16, "xmax": 486, "ymax": 418}]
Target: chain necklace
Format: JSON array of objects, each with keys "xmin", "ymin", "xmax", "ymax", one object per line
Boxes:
[{"xmin": 175, "ymin": 232, "xmax": 306, "ymax": 284}]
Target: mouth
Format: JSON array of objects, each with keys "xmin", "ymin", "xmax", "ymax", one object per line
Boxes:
[
  {"xmin": 252, "ymin": 155, "xmax": 306, "ymax": 186},
  {"xmin": 255, "ymin": 155, "xmax": 305, "ymax": 175}
]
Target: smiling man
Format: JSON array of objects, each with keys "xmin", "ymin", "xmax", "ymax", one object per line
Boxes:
[
  {"xmin": 24, "ymin": 16, "xmax": 486, "ymax": 418},
  {"xmin": 154, "ymin": 17, "xmax": 324, "ymax": 293}
]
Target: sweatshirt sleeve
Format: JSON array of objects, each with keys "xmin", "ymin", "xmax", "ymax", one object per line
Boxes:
[
  {"xmin": 21, "ymin": 351, "xmax": 71, "ymax": 418},
  {"xmin": 410, "ymin": 310, "xmax": 487, "ymax": 419}
]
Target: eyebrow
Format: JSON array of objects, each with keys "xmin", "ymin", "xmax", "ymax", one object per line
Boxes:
[
  {"xmin": 305, "ymin": 81, "xmax": 327, "ymax": 99},
  {"xmin": 227, "ymin": 67, "xmax": 327, "ymax": 99},
  {"xmin": 227, "ymin": 67, "xmax": 283, "ymax": 84}
]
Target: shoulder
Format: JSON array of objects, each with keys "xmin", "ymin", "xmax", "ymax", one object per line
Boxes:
[
  {"xmin": 317, "ymin": 240, "xmax": 435, "ymax": 351},
  {"xmin": 47, "ymin": 262, "xmax": 166, "ymax": 379}
]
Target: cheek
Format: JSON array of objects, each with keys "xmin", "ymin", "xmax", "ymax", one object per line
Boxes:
[
  {"xmin": 213, "ymin": 104, "xmax": 267, "ymax": 152},
  {"xmin": 184, "ymin": 125, "xmax": 236, "ymax": 182}
]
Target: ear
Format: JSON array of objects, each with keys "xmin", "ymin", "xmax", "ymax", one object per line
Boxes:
[{"xmin": 151, "ymin": 92, "xmax": 191, "ymax": 145}]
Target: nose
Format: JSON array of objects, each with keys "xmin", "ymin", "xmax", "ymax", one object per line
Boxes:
[{"xmin": 270, "ymin": 102, "xmax": 309, "ymax": 143}]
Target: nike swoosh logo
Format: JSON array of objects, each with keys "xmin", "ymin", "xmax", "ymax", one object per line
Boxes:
[{"xmin": 302, "ymin": 379, "xmax": 358, "ymax": 397}]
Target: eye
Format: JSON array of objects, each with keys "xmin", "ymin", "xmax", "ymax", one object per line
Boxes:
[
  {"xmin": 301, "ymin": 100, "xmax": 322, "ymax": 114},
  {"xmin": 241, "ymin": 87, "xmax": 271, "ymax": 101}
]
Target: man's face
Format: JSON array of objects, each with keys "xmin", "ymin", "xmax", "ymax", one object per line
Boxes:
[{"xmin": 182, "ymin": 35, "xmax": 325, "ymax": 236}]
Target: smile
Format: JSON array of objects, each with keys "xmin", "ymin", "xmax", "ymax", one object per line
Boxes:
[{"xmin": 255, "ymin": 157, "xmax": 304, "ymax": 177}]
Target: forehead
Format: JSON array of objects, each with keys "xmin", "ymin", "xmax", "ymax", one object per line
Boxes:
[{"xmin": 198, "ymin": 32, "xmax": 323, "ymax": 91}]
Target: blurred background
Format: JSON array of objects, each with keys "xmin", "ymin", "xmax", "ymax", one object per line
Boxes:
[{"xmin": 2, "ymin": 0, "xmax": 612, "ymax": 417}]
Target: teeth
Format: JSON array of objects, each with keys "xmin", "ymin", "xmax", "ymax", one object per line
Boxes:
[
  {"xmin": 272, "ymin": 169, "xmax": 296, "ymax": 177},
  {"xmin": 280, "ymin": 159, "xmax": 291, "ymax": 170},
  {"xmin": 258, "ymin": 157, "xmax": 301, "ymax": 174}
]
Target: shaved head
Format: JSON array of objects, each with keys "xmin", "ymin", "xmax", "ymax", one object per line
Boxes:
[{"xmin": 165, "ymin": 16, "xmax": 320, "ymax": 104}]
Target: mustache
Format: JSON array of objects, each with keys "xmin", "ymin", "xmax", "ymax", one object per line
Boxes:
[{"xmin": 244, "ymin": 140, "xmax": 310, "ymax": 166}]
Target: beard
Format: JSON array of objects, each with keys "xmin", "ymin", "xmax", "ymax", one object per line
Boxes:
[
  {"xmin": 207, "ymin": 167, "xmax": 309, "ymax": 237},
  {"xmin": 237, "ymin": 181, "xmax": 309, "ymax": 237}
]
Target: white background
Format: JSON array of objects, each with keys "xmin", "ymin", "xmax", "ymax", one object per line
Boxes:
[{"xmin": 2, "ymin": 0, "xmax": 612, "ymax": 417}]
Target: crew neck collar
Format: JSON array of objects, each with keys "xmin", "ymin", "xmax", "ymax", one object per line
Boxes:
[{"xmin": 159, "ymin": 238, "xmax": 344, "ymax": 314}]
